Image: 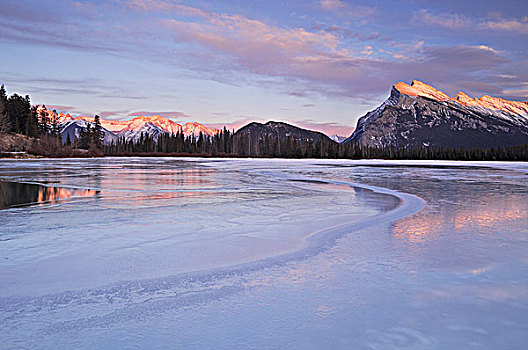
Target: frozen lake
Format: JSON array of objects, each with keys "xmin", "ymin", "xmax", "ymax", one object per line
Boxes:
[{"xmin": 1, "ymin": 158, "xmax": 527, "ymax": 349}]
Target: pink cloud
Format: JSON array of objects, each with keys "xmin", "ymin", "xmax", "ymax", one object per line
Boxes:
[
  {"xmin": 160, "ymin": 5, "xmax": 518, "ymax": 99},
  {"xmin": 415, "ymin": 9, "xmax": 528, "ymax": 34},
  {"xmin": 294, "ymin": 119, "xmax": 354, "ymax": 137},
  {"xmin": 161, "ymin": 8, "xmax": 383, "ymax": 93},
  {"xmin": 128, "ymin": 110, "xmax": 191, "ymax": 120},
  {"xmin": 320, "ymin": 0, "xmax": 375, "ymax": 18},
  {"xmin": 414, "ymin": 9, "xmax": 471, "ymax": 30},
  {"xmin": 163, "ymin": 13, "xmax": 340, "ymax": 69},
  {"xmin": 321, "ymin": 0, "xmax": 345, "ymax": 11},
  {"xmin": 127, "ymin": 0, "xmax": 172, "ymax": 12},
  {"xmin": 96, "ymin": 110, "xmax": 131, "ymax": 118},
  {"xmin": 44, "ymin": 105, "xmax": 79, "ymax": 113},
  {"xmin": 486, "ymin": 19, "xmax": 528, "ymax": 33}
]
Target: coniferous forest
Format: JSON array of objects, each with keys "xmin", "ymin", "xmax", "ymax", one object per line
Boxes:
[{"xmin": 1, "ymin": 84, "xmax": 527, "ymax": 161}]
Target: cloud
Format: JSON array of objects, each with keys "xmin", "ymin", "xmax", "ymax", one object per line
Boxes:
[
  {"xmin": 414, "ymin": 9, "xmax": 528, "ymax": 34},
  {"xmin": 127, "ymin": 0, "xmax": 208, "ymax": 18},
  {"xmin": 161, "ymin": 6, "xmax": 521, "ymax": 99},
  {"xmin": 321, "ymin": 0, "xmax": 345, "ymax": 11},
  {"xmin": 486, "ymin": 19, "xmax": 528, "ymax": 34},
  {"xmin": 293, "ymin": 119, "xmax": 354, "ymax": 137},
  {"xmin": 161, "ymin": 6, "xmax": 501, "ymax": 100},
  {"xmin": 162, "ymin": 14, "xmax": 341, "ymax": 71},
  {"xmin": 414, "ymin": 9, "xmax": 471, "ymax": 30},
  {"xmin": 311, "ymin": 23, "xmax": 389, "ymax": 42},
  {"xmin": 0, "ymin": 1, "xmax": 62, "ymax": 23},
  {"xmin": 1, "ymin": 1, "xmax": 525, "ymax": 104},
  {"xmin": 320, "ymin": 0, "xmax": 375, "ymax": 18},
  {"xmin": 96, "ymin": 110, "xmax": 131, "ymax": 118},
  {"xmin": 127, "ymin": 0, "xmax": 173, "ymax": 12},
  {"xmin": 388, "ymin": 45, "xmax": 517, "ymax": 98},
  {"xmin": 361, "ymin": 45, "xmax": 373, "ymax": 56},
  {"xmin": 127, "ymin": 110, "xmax": 191, "ymax": 119},
  {"xmin": 422, "ymin": 45, "xmax": 507, "ymax": 71},
  {"xmin": 0, "ymin": 10, "xmax": 130, "ymax": 55},
  {"xmin": 44, "ymin": 105, "xmax": 79, "ymax": 113},
  {"xmin": 503, "ymin": 86, "xmax": 528, "ymax": 99}
]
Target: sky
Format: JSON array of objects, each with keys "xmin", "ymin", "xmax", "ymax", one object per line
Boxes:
[{"xmin": 1, "ymin": 0, "xmax": 527, "ymax": 136}]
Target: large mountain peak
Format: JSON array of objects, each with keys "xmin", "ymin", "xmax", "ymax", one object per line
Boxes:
[
  {"xmin": 345, "ymin": 80, "xmax": 528, "ymax": 149},
  {"xmin": 393, "ymin": 80, "xmax": 528, "ymax": 118}
]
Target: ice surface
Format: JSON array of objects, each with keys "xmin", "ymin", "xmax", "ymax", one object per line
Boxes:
[{"xmin": 0, "ymin": 158, "xmax": 527, "ymax": 349}]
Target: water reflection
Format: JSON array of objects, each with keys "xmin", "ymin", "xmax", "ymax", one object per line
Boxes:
[
  {"xmin": 0, "ymin": 181, "xmax": 98, "ymax": 209},
  {"xmin": 392, "ymin": 194, "xmax": 527, "ymax": 243},
  {"xmin": 453, "ymin": 199, "xmax": 526, "ymax": 230}
]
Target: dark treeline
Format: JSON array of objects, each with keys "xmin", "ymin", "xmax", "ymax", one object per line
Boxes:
[
  {"xmin": 0, "ymin": 84, "xmax": 38, "ymax": 136},
  {"xmin": 0, "ymin": 84, "xmax": 104, "ymax": 156},
  {"xmin": 1, "ymin": 84, "xmax": 527, "ymax": 160},
  {"xmin": 105, "ymin": 129, "xmax": 528, "ymax": 161}
]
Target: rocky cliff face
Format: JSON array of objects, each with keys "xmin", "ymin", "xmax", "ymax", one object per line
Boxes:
[{"xmin": 345, "ymin": 81, "xmax": 528, "ymax": 149}]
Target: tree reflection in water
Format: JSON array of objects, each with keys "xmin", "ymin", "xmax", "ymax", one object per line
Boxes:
[{"xmin": 0, "ymin": 181, "xmax": 98, "ymax": 209}]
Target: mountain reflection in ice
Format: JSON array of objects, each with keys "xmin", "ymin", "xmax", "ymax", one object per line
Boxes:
[
  {"xmin": 0, "ymin": 158, "xmax": 527, "ymax": 349},
  {"xmin": 392, "ymin": 193, "xmax": 528, "ymax": 243},
  {"xmin": 0, "ymin": 181, "xmax": 98, "ymax": 209}
]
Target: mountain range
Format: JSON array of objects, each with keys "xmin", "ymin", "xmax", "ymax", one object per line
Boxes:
[
  {"xmin": 42, "ymin": 80, "xmax": 528, "ymax": 150},
  {"xmin": 345, "ymin": 80, "xmax": 528, "ymax": 149},
  {"xmin": 42, "ymin": 111, "xmax": 221, "ymax": 145}
]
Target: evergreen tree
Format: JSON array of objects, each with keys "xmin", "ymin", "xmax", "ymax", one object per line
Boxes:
[
  {"xmin": 50, "ymin": 109, "xmax": 60, "ymax": 139},
  {"xmin": 0, "ymin": 85, "xmax": 9, "ymax": 134},
  {"xmin": 93, "ymin": 115, "xmax": 104, "ymax": 149},
  {"xmin": 37, "ymin": 105, "xmax": 51, "ymax": 135},
  {"xmin": 79, "ymin": 124, "xmax": 93, "ymax": 149},
  {"xmin": 6, "ymin": 93, "xmax": 31, "ymax": 134}
]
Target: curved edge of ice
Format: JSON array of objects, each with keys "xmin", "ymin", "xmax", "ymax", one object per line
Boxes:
[
  {"xmin": 0, "ymin": 178, "xmax": 426, "ymax": 329},
  {"xmin": 101, "ymin": 178, "xmax": 425, "ymax": 290}
]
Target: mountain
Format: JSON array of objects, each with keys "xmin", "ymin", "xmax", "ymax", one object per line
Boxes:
[
  {"xmin": 235, "ymin": 121, "xmax": 334, "ymax": 144},
  {"xmin": 50, "ymin": 112, "xmax": 220, "ymax": 144},
  {"xmin": 329, "ymin": 135, "xmax": 347, "ymax": 143},
  {"xmin": 345, "ymin": 80, "xmax": 528, "ymax": 149},
  {"xmin": 60, "ymin": 118, "xmax": 118, "ymax": 145}
]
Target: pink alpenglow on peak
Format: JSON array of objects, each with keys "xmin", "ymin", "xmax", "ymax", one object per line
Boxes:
[
  {"xmin": 394, "ymin": 80, "xmax": 528, "ymax": 118},
  {"xmin": 395, "ymin": 80, "xmax": 451, "ymax": 102},
  {"xmin": 56, "ymin": 113, "xmax": 220, "ymax": 137}
]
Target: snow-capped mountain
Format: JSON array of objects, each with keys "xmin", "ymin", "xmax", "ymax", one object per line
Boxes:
[
  {"xmin": 345, "ymin": 80, "xmax": 528, "ymax": 149},
  {"xmin": 60, "ymin": 118, "xmax": 118, "ymax": 145},
  {"xmin": 52, "ymin": 113, "xmax": 220, "ymax": 144},
  {"xmin": 329, "ymin": 135, "xmax": 347, "ymax": 143}
]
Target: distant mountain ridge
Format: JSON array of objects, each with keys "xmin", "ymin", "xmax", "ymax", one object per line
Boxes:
[
  {"xmin": 36, "ymin": 109, "xmax": 221, "ymax": 145},
  {"xmin": 235, "ymin": 121, "xmax": 334, "ymax": 143},
  {"xmin": 232, "ymin": 121, "xmax": 336, "ymax": 157},
  {"xmin": 345, "ymin": 80, "xmax": 528, "ymax": 149}
]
